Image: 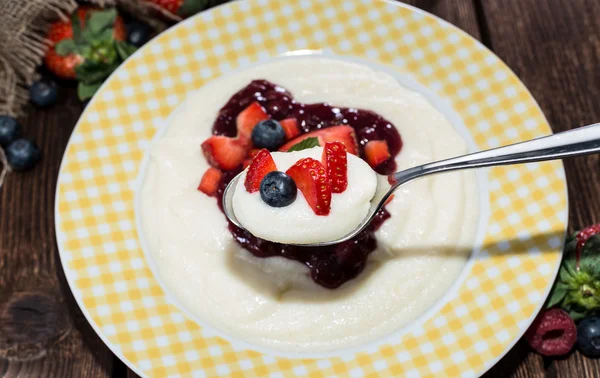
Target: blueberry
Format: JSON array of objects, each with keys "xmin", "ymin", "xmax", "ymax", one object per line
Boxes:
[
  {"xmin": 30, "ymin": 79, "xmax": 58, "ymax": 107},
  {"xmin": 5, "ymin": 139, "xmax": 41, "ymax": 172},
  {"xmin": 577, "ymin": 316, "xmax": 600, "ymax": 357},
  {"xmin": 0, "ymin": 115, "xmax": 21, "ymax": 148},
  {"xmin": 259, "ymin": 171, "xmax": 297, "ymax": 207},
  {"xmin": 251, "ymin": 120, "xmax": 286, "ymax": 151},
  {"xmin": 127, "ymin": 21, "xmax": 152, "ymax": 47}
]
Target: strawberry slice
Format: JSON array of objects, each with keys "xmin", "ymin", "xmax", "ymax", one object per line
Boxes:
[
  {"xmin": 364, "ymin": 140, "xmax": 391, "ymax": 168},
  {"xmin": 242, "ymin": 148, "xmax": 262, "ymax": 169},
  {"xmin": 286, "ymin": 158, "xmax": 331, "ymax": 215},
  {"xmin": 279, "ymin": 125, "xmax": 358, "ymax": 155},
  {"xmin": 201, "ymin": 136, "xmax": 249, "ymax": 171},
  {"xmin": 237, "ymin": 102, "xmax": 269, "ymax": 141},
  {"xmin": 322, "ymin": 141, "xmax": 348, "ymax": 193},
  {"xmin": 244, "ymin": 149, "xmax": 277, "ymax": 193},
  {"xmin": 197, "ymin": 167, "xmax": 223, "ymax": 196},
  {"xmin": 280, "ymin": 118, "xmax": 300, "ymax": 140}
]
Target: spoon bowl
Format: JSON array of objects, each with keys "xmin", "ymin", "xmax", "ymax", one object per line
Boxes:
[{"xmin": 223, "ymin": 123, "xmax": 600, "ymax": 246}]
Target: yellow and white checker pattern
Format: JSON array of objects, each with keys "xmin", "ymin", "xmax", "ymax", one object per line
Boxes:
[{"xmin": 55, "ymin": 0, "xmax": 568, "ymax": 377}]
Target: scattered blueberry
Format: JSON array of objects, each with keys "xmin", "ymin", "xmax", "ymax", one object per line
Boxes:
[
  {"xmin": 0, "ymin": 115, "xmax": 21, "ymax": 148},
  {"xmin": 127, "ymin": 21, "xmax": 152, "ymax": 47},
  {"xmin": 5, "ymin": 139, "xmax": 41, "ymax": 171},
  {"xmin": 259, "ymin": 171, "xmax": 297, "ymax": 207},
  {"xmin": 30, "ymin": 79, "xmax": 58, "ymax": 107},
  {"xmin": 577, "ymin": 316, "xmax": 600, "ymax": 357},
  {"xmin": 251, "ymin": 120, "xmax": 286, "ymax": 151}
]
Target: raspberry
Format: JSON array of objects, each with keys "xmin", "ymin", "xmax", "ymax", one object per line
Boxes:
[{"xmin": 525, "ymin": 309, "xmax": 576, "ymax": 356}]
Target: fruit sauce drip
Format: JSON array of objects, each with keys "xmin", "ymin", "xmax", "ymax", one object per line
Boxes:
[{"xmin": 214, "ymin": 80, "xmax": 402, "ymax": 288}]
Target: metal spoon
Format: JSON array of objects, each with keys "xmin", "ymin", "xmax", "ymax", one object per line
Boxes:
[{"xmin": 223, "ymin": 122, "xmax": 600, "ymax": 247}]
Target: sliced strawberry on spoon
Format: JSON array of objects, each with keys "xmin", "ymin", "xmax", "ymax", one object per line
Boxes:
[
  {"xmin": 279, "ymin": 125, "xmax": 358, "ymax": 155},
  {"xmin": 286, "ymin": 158, "xmax": 332, "ymax": 215},
  {"xmin": 322, "ymin": 141, "xmax": 348, "ymax": 193},
  {"xmin": 244, "ymin": 149, "xmax": 277, "ymax": 193},
  {"xmin": 236, "ymin": 102, "xmax": 269, "ymax": 142}
]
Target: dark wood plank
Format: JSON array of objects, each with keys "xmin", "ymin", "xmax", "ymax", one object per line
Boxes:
[
  {"xmin": 402, "ymin": 0, "xmax": 481, "ymax": 40},
  {"xmin": 479, "ymin": 0, "xmax": 600, "ymax": 377},
  {"xmin": 0, "ymin": 86, "xmax": 114, "ymax": 377}
]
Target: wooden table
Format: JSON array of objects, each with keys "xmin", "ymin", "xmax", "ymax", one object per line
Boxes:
[{"xmin": 1, "ymin": 0, "xmax": 598, "ymax": 376}]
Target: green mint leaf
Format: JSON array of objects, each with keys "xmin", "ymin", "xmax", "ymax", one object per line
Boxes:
[
  {"xmin": 55, "ymin": 39, "xmax": 78, "ymax": 56},
  {"xmin": 115, "ymin": 41, "xmax": 137, "ymax": 61},
  {"xmin": 546, "ymin": 281, "xmax": 568, "ymax": 308},
  {"xmin": 287, "ymin": 137, "xmax": 320, "ymax": 152},
  {"xmin": 78, "ymin": 81, "xmax": 103, "ymax": 101},
  {"xmin": 84, "ymin": 9, "xmax": 117, "ymax": 42}
]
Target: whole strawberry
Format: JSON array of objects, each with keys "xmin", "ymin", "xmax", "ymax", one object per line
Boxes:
[
  {"xmin": 145, "ymin": 0, "xmax": 228, "ymax": 18},
  {"xmin": 546, "ymin": 224, "xmax": 600, "ymax": 321},
  {"xmin": 44, "ymin": 7, "xmax": 136, "ymax": 100}
]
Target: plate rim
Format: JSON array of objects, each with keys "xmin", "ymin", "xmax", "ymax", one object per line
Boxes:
[{"xmin": 54, "ymin": 0, "xmax": 568, "ymax": 376}]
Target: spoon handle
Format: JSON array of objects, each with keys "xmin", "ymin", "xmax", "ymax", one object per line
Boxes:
[{"xmin": 390, "ymin": 122, "xmax": 600, "ymax": 187}]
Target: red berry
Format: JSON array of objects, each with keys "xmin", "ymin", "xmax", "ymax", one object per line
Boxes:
[
  {"xmin": 197, "ymin": 167, "xmax": 222, "ymax": 196},
  {"xmin": 364, "ymin": 140, "xmax": 391, "ymax": 168},
  {"xmin": 286, "ymin": 158, "xmax": 331, "ymax": 216},
  {"xmin": 280, "ymin": 118, "xmax": 300, "ymax": 140},
  {"xmin": 279, "ymin": 125, "xmax": 358, "ymax": 155},
  {"xmin": 145, "ymin": 0, "xmax": 184, "ymax": 14},
  {"xmin": 242, "ymin": 148, "xmax": 262, "ymax": 168},
  {"xmin": 244, "ymin": 149, "xmax": 277, "ymax": 193},
  {"xmin": 201, "ymin": 135, "xmax": 249, "ymax": 171},
  {"xmin": 44, "ymin": 6, "xmax": 126, "ymax": 80},
  {"xmin": 576, "ymin": 224, "xmax": 600, "ymax": 255},
  {"xmin": 236, "ymin": 102, "xmax": 269, "ymax": 142},
  {"xmin": 525, "ymin": 309, "xmax": 576, "ymax": 356},
  {"xmin": 322, "ymin": 141, "xmax": 348, "ymax": 193}
]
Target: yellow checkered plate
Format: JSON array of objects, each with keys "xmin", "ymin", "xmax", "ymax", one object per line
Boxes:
[{"xmin": 55, "ymin": 0, "xmax": 568, "ymax": 376}]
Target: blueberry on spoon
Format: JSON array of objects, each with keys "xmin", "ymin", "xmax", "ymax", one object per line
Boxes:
[{"xmin": 260, "ymin": 171, "xmax": 297, "ymax": 207}]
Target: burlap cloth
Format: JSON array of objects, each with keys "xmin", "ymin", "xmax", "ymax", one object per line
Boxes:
[{"xmin": 0, "ymin": 0, "xmax": 184, "ymax": 188}]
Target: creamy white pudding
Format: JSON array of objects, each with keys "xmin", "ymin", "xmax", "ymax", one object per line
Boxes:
[
  {"xmin": 232, "ymin": 147, "xmax": 377, "ymax": 244},
  {"xmin": 139, "ymin": 57, "xmax": 480, "ymax": 353}
]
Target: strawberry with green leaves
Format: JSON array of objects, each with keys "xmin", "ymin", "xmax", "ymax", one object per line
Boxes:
[
  {"xmin": 44, "ymin": 7, "xmax": 137, "ymax": 100},
  {"xmin": 546, "ymin": 224, "xmax": 600, "ymax": 321}
]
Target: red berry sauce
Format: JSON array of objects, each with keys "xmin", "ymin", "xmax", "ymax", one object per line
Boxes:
[{"xmin": 213, "ymin": 80, "xmax": 402, "ymax": 288}]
